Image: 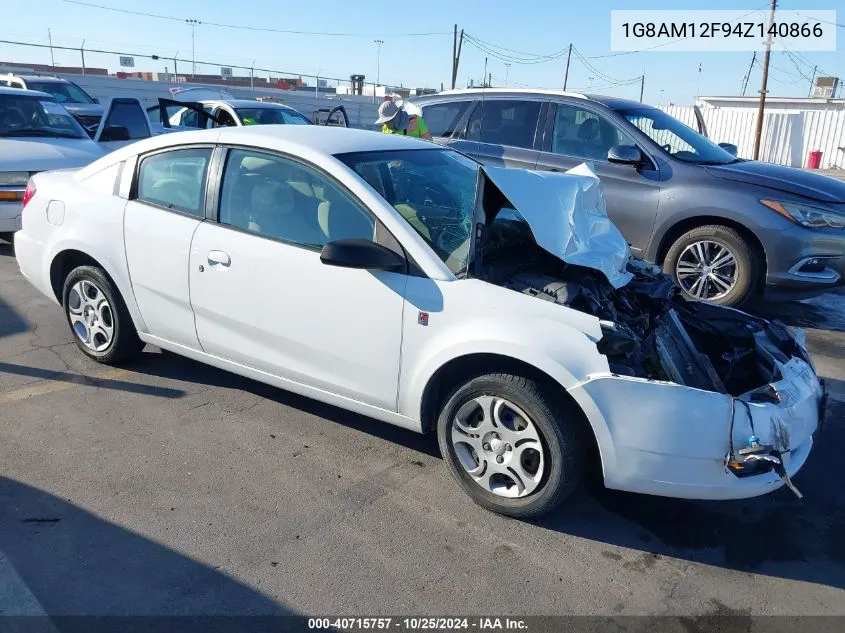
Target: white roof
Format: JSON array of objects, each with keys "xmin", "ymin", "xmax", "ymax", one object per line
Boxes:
[{"xmin": 434, "ymin": 88, "xmax": 587, "ymax": 99}]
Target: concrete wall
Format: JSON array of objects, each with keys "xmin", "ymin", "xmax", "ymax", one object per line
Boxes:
[{"xmin": 60, "ymin": 73, "xmax": 382, "ymax": 129}]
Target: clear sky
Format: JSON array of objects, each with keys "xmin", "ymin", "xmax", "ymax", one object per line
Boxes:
[{"xmin": 1, "ymin": 0, "xmax": 842, "ymax": 105}]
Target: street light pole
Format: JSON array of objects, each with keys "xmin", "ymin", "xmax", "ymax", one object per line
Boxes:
[
  {"xmin": 374, "ymin": 39, "xmax": 384, "ymax": 87},
  {"xmin": 185, "ymin": 19, "xmax": 201, "ymax": 77}
]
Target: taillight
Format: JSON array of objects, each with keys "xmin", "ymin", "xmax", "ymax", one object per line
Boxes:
[{"xmin": 21, "ymin": 179, "xmax": 36, "ymax": 208}]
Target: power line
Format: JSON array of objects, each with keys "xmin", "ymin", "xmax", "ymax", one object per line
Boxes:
[
  {"xmin": 462, "ymin": 35, "xmax": 569, "ymax": 65},
  {"xmin": 571, "ymin": 47, "xmax": 640, "ymax": 84},
  {"xmin": 463, "ymin": 34, "xmax": 569, "ymax": 61},
  {"xmin": 790, "ymin": 10, "xmax": 845, "ymax": 28},
  {"xmin": 61, "ymin": 0, "xmax": 450, "ymax": 37}
]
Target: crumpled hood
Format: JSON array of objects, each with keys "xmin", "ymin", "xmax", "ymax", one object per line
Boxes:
[
  {"xmin": 483, "ymin": 164, "xmax": 633, "ymax": 288},
  {"xmin": 0, "ymin": 137, "xmax": 105, "ymax": 173},
  {"xmin": 704, "ymin": 160, "xmax": 845, "ymax": 203}
]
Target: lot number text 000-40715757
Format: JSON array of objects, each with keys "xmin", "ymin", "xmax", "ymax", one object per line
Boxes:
[{"xmin": 610, "ymin": 10, "xmax": 836, "ymax": 52}]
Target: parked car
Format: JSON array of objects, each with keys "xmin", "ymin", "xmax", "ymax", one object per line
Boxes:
[
  {"xmin": 14, "ymin": 126, "xmax": 823, "ymax": 517},
  {"xmin": 413, "ymin": 89, "xmax": 845, "ymax": 306},
  {"xmin": 147, "ymin": 92, "xmax": 347, "ymax": 129},
  {"xmin": 0, "ymin": 86, "xmax": 105, "ymax": 241},
  {"xmin": 2, "ymin": 73, "xmax": 104, "ymax": 136}
]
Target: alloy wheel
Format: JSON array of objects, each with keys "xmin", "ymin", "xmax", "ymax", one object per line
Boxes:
[
  {"xmin": 675, "ymin": 240, "xmax": 738, "ymax": 300},
  {"xmin": 67, "ymin": 279, "xmax": 115, "ymax": 352},
  {"xmin": 450, "ymin": 395, "xmax": 546, "ymax": 498}
]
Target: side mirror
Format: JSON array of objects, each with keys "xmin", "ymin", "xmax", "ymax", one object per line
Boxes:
[
  {"xmin": 99, "ymin": 125, "xmax": 130, "ymax": 142},
  {"xmin": 718, "ymin": 142, "xmax": 738, "ymax": 157},
  {"xmin": 320, "ymin": 239, "xmax": 405, "ymax": 272},
  {"xmin": 607, "ymin": 145, "xmax": 644, "ymax": 165}
]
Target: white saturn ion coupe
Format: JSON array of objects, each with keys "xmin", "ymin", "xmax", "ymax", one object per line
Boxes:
[{"xmin": 15, "ymin": 125, "xmax": 824, "ymax": 517}]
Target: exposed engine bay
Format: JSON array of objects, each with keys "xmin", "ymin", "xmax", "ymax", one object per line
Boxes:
[{"xmin": 483, "ymin": 247, "xmax": 811, "ymax": 398}]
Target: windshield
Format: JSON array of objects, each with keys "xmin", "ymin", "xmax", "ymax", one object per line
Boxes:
[
  {"xmin": 337, "ymin": 149, "xmax": 480, "ymax": 275},
  {"xmin": 0, "ymin": 94, "xmax": 87, "ymax": 139},
  {"xmin": 236, "ymin": 107, "xmax": 312, "ymax": 125},
  {"xmin": 618, "ymin": 107, "xmax": 737, "ymax": 165},
  {"xmin": 28, "ymin": 81, "xmax": 96, "ymax": 105}
]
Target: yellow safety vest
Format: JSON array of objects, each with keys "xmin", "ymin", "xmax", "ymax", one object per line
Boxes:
[{"xmin": 382, "ymin": 114, "xmax": 431, "ymax": 140}]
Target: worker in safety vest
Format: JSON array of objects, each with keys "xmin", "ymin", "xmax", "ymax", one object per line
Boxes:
[{"xmin": 375, "ymin": 95, "xmax": 431, "ymax": 140}]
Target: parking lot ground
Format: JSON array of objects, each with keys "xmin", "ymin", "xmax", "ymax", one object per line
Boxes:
[{"xmin": 0, "ymin": 239, "xmax": 844, "ymax": 618}]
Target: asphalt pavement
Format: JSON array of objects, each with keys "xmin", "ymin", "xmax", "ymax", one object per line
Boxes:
[{"xmin": 0, "ymin": 239, "xmax": 843, "ymax": 619}]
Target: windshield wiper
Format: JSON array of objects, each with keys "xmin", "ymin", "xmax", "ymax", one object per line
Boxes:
[{"xmin": 0, "ymin": 129, "xmax": 83, "ymax": 139}]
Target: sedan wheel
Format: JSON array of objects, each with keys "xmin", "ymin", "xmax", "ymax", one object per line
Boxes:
[
  {"xmin": 451, "ymin": 395, "xmax": 546, "ymax": 499},
  {"xmin": 675, "ymin": 240, "xmax": 738, "ymax": 301},
  {"xmin": 62, "ymin": 265, "xmax": 143, "ymax": 364},
  {"xmin": 437, "ymin": 372, "xmax": 585, "ymax": 518},
  {"xmin": 67, "ymin": 279, "xmax": 115, "ymax": 352}
]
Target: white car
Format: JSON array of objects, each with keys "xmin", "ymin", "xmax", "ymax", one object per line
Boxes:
[{"xmin": 14, "ymin": 126, "xmax": 824, "ymax": 517}]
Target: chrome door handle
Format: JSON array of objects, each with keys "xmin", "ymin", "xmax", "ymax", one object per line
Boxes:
[{"xmin": 207, "ymin": 250, "xmax": 231, "ymax": 267}]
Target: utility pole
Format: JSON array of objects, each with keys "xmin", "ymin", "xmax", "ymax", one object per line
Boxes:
[
  {"xmin": 47, "ymin": 29, "xmax": 55, "ymax": 67},
  {"xmin": 563, "ymin": 43, "xmax": 572, "ymax": 90},
  {"xmin": 451, "ymin": 25, "xmax": 457, "ymax": 89},
  {"xmin": 451, "ymin": 28, "xmax": 464, "ymax": 90},
  {"xmin": 639, "ymin": 74, "xmax": 645, "ymax": 102},
  {"xmin": 753, "ymin": 0, "xmax": 777, "ymax": 160},
  {"xmin": 504, "ymin": 62, "xmax": 511, "ymax": 87},
  {"xmin": 186, "ymin": 19, "xmax": 201, "ymax": 77},
  {"xmin": 808, "ymin": 64, "xmax": 818, "ymax": 97},
  {"xmin": 741, "ymin": 51, "xmax": 756, "ymax": 96},
  {"xmin": 173, "ymin": 51, "xmax": 179, "ymax": 80},
  {"xmin": 483, "ymin": 57, "xmax": 488, "ymax": 88},
  {"xmin": 374, "ymin": 39, "xmax": 383, "ymax": 86},
  {"xmin": 250, "ymin": 60, "xmax": 255, "ymax": 92},
  {"xmin": 80, "ymin": 39, "xmax": 86, "ymax": 75}
]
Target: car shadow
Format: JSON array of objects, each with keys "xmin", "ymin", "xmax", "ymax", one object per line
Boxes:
[
  {"xmin": 0, "ymin": 294, "xmax": 30, "ymax": 339},
  {"xmin": 0, "ymin": 477, "xmax": 312, "ymax": 629},
  {"xmin": 0, "ymin": 241, "xmax": 14, "ymax": 257},
  {"xmin": 121, "ymin": 348, "xmax": 844, "ymax": 591},
  {"xmin": 745, "ymin": 289, "xmax": 845, "ymax": 333},
  {"xmin": 126, "ymin": 349, "xmax": 441, "ymax": 459}
]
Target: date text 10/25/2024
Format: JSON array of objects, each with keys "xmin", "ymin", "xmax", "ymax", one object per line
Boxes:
[{"xmin": 308, "ymin": 617, "xmax": 528, "ymax": 631}]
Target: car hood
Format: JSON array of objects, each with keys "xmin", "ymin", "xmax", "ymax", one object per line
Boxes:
[
  {"xmin": 0, "ymin": 137, "xmax": 105, "ymax": 173},
  {"xmin": 483, "ymin": 163, "xmax": 633, "ymax": 288},
  {"xmin": 63, "ymin": 103, "xmax": 105, "ymax": 117},
  {"xmin": 704, "ymin": 160, "xmax": 845, "ymax": 203}
]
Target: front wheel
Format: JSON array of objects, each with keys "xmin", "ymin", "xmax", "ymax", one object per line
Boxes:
[
  {"xmin": 663, "ymin": 224, "xmax": 759, "ymax": 306},
  {"xmin": 436, "ymin": 373, "xmax": 585, "ymax": 518},
  {"xmin": 62, "ymin": 265, "xmax": 143, "ymax": 364}
]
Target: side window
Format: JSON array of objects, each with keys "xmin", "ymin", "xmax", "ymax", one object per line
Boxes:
[
  {"xmin": 180, "ymin": 108, "xmax": 199, "ymax": 128},
  {"xmin": 102, "ymin": 101, "xmax": 150, "ymax": 139},
  {"xmin": 218, "ymin": 148, "xmax": 375, "ymax": 249},
  {"xmin": 136, "ymin": 148, "xmax": 211, "ymax": 216},
  {"xmin": 215, "ymin": 109, "xmax": 237, "ymax": 127},
  {"xmin": 421, "ymin": 101, "xmax": 471, "ymax": 138},
  {"xmin": 12, "ymin": 81, "xmax": 25, "ymax": 89},
  {"xmin": 462, "ymin": 99, "xmax": 541, "ymax": 149},
  {"xmin": 551, "ymin": 103, "xmax": 634, "ymax": 161}
]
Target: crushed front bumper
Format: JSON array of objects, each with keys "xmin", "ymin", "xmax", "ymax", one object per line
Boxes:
[{"xmin": 567, "ymin": 353, "xmax": 822, "ymax": 501}]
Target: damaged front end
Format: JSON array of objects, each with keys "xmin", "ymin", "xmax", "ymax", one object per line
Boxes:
[{"xmin": 478, "ymin": 165, "xmax": 823, "ymax": 500}]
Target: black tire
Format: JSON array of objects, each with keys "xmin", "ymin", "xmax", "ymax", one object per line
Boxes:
[
  {"xmin": 436, "ymin": 372, "xmax": 585, "ymax": 518},
  {"xmin": 663, "ymin": 224, "xmax": 759, "ymax": 306},
  {"xmin": 62, "ymin": 265, "xmax": 143, "ymax": 364}
]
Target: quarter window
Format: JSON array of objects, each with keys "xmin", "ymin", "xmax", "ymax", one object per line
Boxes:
[
  {"xmin": 218, "ymin": 149, "xmax": 375, "ymax": 249},
  {"xmin": 551, "ymin": 103, "xmax": 634, "ymax": 161},
  {"xmin": 463, "ymin": 99, "xmax": 541, "ymax": 149},
  {"xmin": 136, "ymin": 148, "xmax": 211, "ymax": 216}
]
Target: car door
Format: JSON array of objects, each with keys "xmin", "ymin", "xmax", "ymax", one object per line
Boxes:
[
  {"xmin": 188, "ymin": 147, "xmax": 406, "ymax": 409},
  {"xmin": 124, "ymin": 145, "xmax": 214, "ymax": 349},
  {"xmin": 93, "ymin": 97, "xmax": 153, "ymax": 151},
  {"xmin": 446, "ymin": 98, "xmax": 544, "ymax": 169},
  {"xmin": 536, "ymin": 101, "xmax": 662, "ymax": 255}
]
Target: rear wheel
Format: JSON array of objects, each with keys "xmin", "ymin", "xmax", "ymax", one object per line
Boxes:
[
  {"xmin": 436, "ymin": 372, "xmax": 585, "ymax": 518},
  {"xmin": 663, "ymin": 224, "xmax": 759, "ymax": 306},
  {"xmin": 62, "ymin": 265, "xmax": 143, "ymax": 363}
]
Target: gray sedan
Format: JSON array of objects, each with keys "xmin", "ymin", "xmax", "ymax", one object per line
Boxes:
[{"xmin": 414, "ymin": 89, "xmax": 845, "ymax": 305}]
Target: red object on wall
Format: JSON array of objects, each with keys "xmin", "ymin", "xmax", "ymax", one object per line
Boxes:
[{"xmin": 807, "ymin": 150, "xmax": 823, "ymax": 169}]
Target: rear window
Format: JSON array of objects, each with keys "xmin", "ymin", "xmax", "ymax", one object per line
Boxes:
[{"xmin": 420, "ymin": 101, "xmax": 471, "ymax": 138}]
